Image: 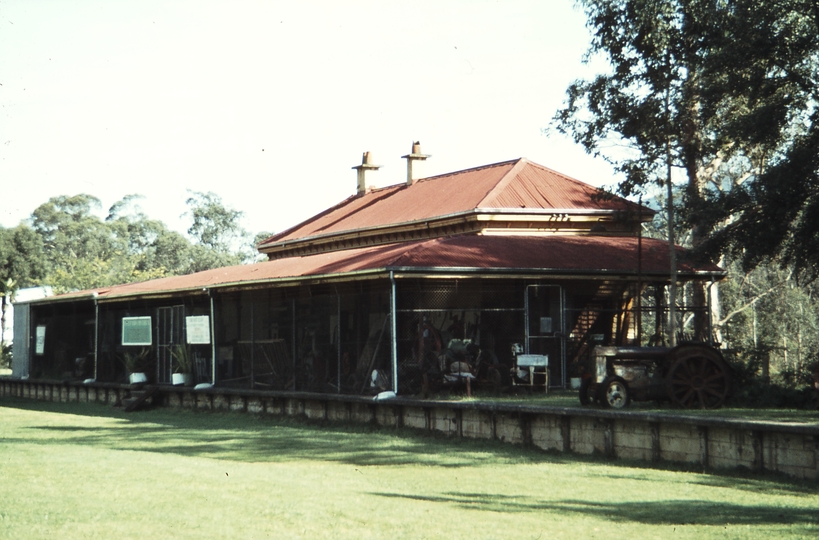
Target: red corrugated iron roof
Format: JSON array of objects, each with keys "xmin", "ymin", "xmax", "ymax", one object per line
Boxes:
[
  {"xmin": 44, "ymin": 235, "xmax": 721, "ymax": 303},
  {"xmin": 259, "ymin": 159, "xmax": 649, "ymax": 247}
]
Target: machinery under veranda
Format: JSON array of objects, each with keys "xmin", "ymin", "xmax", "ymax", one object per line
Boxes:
[{"xmin": 9, "ymin": 147, "xmax": 727, "ymax": 407}]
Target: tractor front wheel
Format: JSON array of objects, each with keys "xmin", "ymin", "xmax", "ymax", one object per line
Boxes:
[{"xmin": 600, "ymin": 376, "xmax": 630, "ymax": 409}]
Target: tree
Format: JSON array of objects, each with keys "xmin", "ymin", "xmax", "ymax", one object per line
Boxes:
[
  {"xmin": 105, "ymin": 194, "xmax": 191, "ymax": 279},
  {"xmin": 718, "ymin": 260, "xmax": 819, "ymax": 394},
  {"xmin": 0, "ymin": 224, "xmax": 46, "ymax": 362},
  {"xmin": 555, "ymin": 0, "xmax": 819, "ymax": 339},
  {"xmin": 25, "ymin": 192, "xmax": 262, "ymax": 293},
  {"xmin": 695, "ymin": 2, "xmax": 819, "ymax": 280},
  {"xmin": 184, "ymin": 190, "xmax": 253, "ymax": 269},
  {"xmin": 31, "ymin": 194, "xmax": 188, "ymax": 291},
  {"xmin": 150, "ymin": 229, "xmax": 200, "ymax": 276},
  {"xmin": 252, "ymin": 231, "xmax": 274, "ymax": 263},
  {"xmin": 185, "ymin": 191, "xmax": 245, "ymax": 251},
  {"xmin": 29, "ymin": 194, "xmax": 122, "ymax": 293}
]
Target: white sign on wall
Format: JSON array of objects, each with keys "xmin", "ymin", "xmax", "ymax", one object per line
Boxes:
[
  {"xmin": 35, "ymin": 325, "xmax": 46, "ymax": 355},
  {"xmin": 186, "ymin": 315, "xmax": 211, "ymax": 344}
]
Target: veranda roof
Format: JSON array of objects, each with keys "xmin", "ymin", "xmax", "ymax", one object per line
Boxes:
[{"xmin": 30, "ymin": 235, "xmax": 723, "ymax": 304}]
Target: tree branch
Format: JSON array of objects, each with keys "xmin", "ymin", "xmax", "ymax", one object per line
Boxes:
[{"xmin": 717, "ymin": 270, "xmax": 792, "ymax": 326}]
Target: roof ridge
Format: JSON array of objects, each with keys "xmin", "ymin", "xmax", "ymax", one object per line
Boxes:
[
  {"xmin": 304, "ymin": 185, "xmax": 403, "ymax": 235},
  {"xmin": 477, "ymin": 158, "xmax": 648, "ymax": 212},
  {"xmin": 385, "ymin": 237, "xmax": 444, "ymax": 266},
  {"xmin": 259, "ymin": 194, "xmax": 359, "ymax": 246},
  {"xmin": 259, "ymin": 185, "xmax": 404, "ymax": 247},
  {"xmin": 476, "ymin": 158, "xmax": 529, "ymax": 208},
  {"xmin": 414, "ymin": 158, "xmax": 520, "ymax": 184},
  {"xmin": 523, "ymin": 160, "xmax": 643, "ymax": 209}
]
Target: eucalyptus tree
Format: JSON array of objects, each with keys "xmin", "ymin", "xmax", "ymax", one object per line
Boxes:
[
  {"xmin": 719, "ymin": 261, "xmax": 819, "ymax": 387},
  {"xmin": 0, "ymin": 224, "xmax": 45, "ymax": 362},
  {"xmin": 31, "ymin": 194, "xmax": 191, "ymax": 291},
  {"xmin": 555, "ymin": 0, "xmax": 819, "ymax": 342},
  {"xmin": 184, "ymin": 190, "xmax": 253, "ymax": 269},
  {"xmin": 105, "ymin": 194, "xmax": 196, "ymax": 278},
  {"xmin": 27, "ymin": 191, "xmax": 260, "ymax": 293},
  {"xmin": 694, "ymin": 1, "xmax": 819, "ymax": 280},
  {"xmin": 29, "ymin": 194, "xmax": 124, "ymax": 292}
]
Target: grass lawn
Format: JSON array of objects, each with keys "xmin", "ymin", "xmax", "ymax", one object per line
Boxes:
[{"xmin": 1, "ymin": 398, "xmax": 818, "ymax": 539}]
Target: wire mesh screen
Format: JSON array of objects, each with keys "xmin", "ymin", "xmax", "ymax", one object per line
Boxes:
[
  {"xmin": 337, "ymin": 291, "xmax": 392, "ymax": 394},
  {"xmin": 155, "ymin": 305, "xmax": 184, "ymax": 385},
  {"xmin": 395, "ymin": 279, "xmax": 525, "ymax": 394},
  {"xmin": 28, "ymin": 302, "xmax": 96, "ymax": 381},
  {"xmin": 214, "ymin": 284, "xmax": 391, "ymax": 394},
  {"xmin": 215, "ymin": 290, "xmax": 294, "ymax": 390}
]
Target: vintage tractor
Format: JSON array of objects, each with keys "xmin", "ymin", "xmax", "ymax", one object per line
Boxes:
[{"xmin": 578, "ymin": 343, "xmax": 732, "ymax": 409}]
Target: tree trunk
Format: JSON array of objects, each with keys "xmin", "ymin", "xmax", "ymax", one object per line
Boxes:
[
  {"xmin": 710, "ymin": 278, "xmax": 722, "ymax": 345},
  {"xmin": 680, "ymin": 22, "xmax": 715, "ymax": 344},
  {"xmin": 0, "ymin": 294, "xmax": 7, "ymax": 350}
]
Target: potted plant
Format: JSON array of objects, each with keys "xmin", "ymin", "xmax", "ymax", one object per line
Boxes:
[
  {"xmin": 170, "ymin": 344, "xmax": 193, "ymax": 386},
  {"xmin": 122, "ymin": 348, "xmax": 150, "ymax": 384}
]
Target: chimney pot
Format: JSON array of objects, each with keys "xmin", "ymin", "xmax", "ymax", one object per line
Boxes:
[
  {"xmin": 352, "ymin": 151, "xmax": 381, "ymax": 195},
  {"xmin": 402, "ymin": 141, "xmax": 430, "ymax": 186}
]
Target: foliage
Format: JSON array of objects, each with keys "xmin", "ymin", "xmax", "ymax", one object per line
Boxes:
[
  {"xmin": 119, "ymin": 347, "xmax": 151, "ymax": 373},
  {"xmin": 184, "ymin": 190, "xmax": 253, "ymax": 262},
  {"xmin": 717, "ymin": 261, "xmax": 819, "ymax": 391},
  {"xmin": 253, "ymin": 230, "xmax": 274, "ymax": 262},
  {"xmin": 690, "ymin": 1, "xmax": 819, "ymax": 279},
  {"xmin": 187, "ymin": 243, "xmax": 244, "ymax": 273},
  {"xmin": 0, "ymin": 224, "xmax": 46, "ymax": 351},
  {"xmin": 22, "ymin": 192, "xmax": 265, "ymax": 293},
  {"xmin": 30, "ymin": 194, "xmax": 133, "ymax": 292},
  {"xmin": 0, "ymin": 342, "xmax": 10, "ymax": 370},
  {"xmin": 725, "ymin": 350, "xmax": 817, "ymax": 409},
  {"xmin": 556, "ymin": 0, "xmax": 819, "ymax": 346},
  {"xmin": 557, "ymin": 0, "xmax": 819, "ymax": 276},
  {"xmin": 0, "ymin": 224, "xmax": 46, "ymax": 292},
  {"xmin": 169, "ymin": 344, "xmax": 193, "ymax": 374}
]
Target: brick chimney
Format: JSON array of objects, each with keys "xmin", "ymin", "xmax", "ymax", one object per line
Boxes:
[
  {"xmin": 352, "ymin": 151, "xmax": 381, "ymax": 195},
  {"xmin": 401, "ymin": 141, "xmax": 430, "ymax": 186}
]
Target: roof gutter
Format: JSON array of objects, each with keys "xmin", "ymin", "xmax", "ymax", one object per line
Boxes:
[
  {"xmin": 22, "ymin": 264, "xmax": 724, "ymax": 306},
  {"xmin": 17, "ymin": 293, "xmax": 98, "ymax": 306},
  {"xmin": 93, "ymin": 268, "xmax": 393, "ymax": 303},
  {"xmin": 384, "ymin": 266, "xmax": 726, "ymax": 281}
]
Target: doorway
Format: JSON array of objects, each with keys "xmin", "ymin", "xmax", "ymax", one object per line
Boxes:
[
  {"xmin": 156, "ymin": 305, "xmax": 185, "ymax": 384},
  {"xmin": 525, "ymin": 285, "xmax": 565, "ymax": 388}
]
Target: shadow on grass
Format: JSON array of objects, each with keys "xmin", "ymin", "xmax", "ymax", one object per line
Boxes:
[
  {"xmin": 589, "ymin": 470, "xmax": 819, "ymax": 496},
  {"xmin": 2, "ymin": 398, "xmax": 818, "ymax": 494},
  {"xmin": 373, "ymin": 492, "xmax": 819, "ymax": 528}
]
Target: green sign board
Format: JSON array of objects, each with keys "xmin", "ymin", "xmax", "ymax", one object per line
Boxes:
[{"xmin": 122, "ymin": 316, "xmax": 152, "ymax": 346}]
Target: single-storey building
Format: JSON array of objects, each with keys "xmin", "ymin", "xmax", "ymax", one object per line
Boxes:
[{"xmin": 11, "ymin": 144, "xmax": 723, "ymax": 395}]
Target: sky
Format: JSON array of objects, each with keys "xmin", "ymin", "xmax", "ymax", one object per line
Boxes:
[{"xmin": 0, "ymin": 0, "xmax": 615, "ymax": 239}]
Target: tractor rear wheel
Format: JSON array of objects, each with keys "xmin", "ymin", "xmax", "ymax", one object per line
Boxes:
[{"xmin": 665, "ymin": 345, "xmax": 731, "ymax": 409}]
